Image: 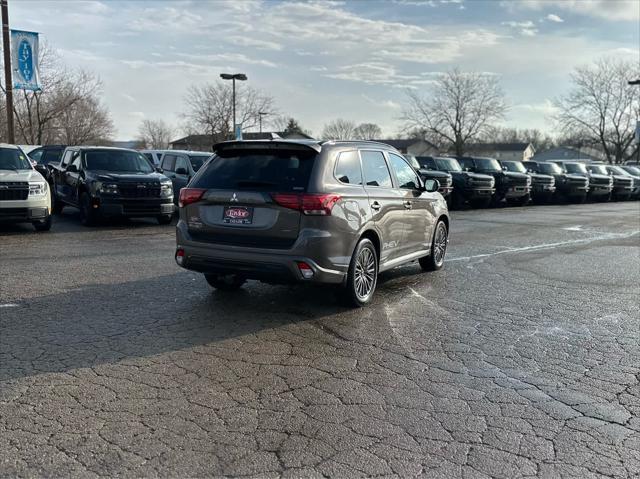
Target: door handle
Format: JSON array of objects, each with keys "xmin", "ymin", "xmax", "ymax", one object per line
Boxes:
[
  {"xmin": 371, "ymin": 201, "xmax": 381, "ymax": 211},
  {"xmin": 403, "ymin": 200, "xmax": 413, "ymax": 209}
]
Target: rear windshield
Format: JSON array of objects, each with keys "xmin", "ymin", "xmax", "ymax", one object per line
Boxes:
[
  {"xmin": 192, "ymin": 149, "xmax": 316, "ymax": 191},
  {"xmin": 189, "ymin": 155, "xmax": 210, "ymax": 172},
  {"xmin": 84, "ymin": 150, "xmax": 154, "ymax": 173}
]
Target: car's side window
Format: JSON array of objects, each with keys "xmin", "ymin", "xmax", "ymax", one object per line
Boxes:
[
  {"xmin": 162, "ymin": 154, "xmax": 176, "ymax": 172},
  {"xmin": 335, "ymin": 150, "xmax": 362, "ymax": 185},
  {"xmin": 60, "ymin": 150, "xmax": 73, "ymax": 167},
  {"xmin": 388, "ymin": 153, "xmax": 420, "ymax": 190},
  {"xmin": 69, "ymin": 153, "xmax": 81, "ymax": 171},
  {"xmin": 360, "ymin": 150, "xmax": 392, "ymax": 188},
  {"xmin": 458, "ymin": 158, "xmax": 474, "ymax": 170},
  {"xmin": 175, "ymin": 156, "xmax": 189, "ymax": 174},
  {"xmin": 43, "ymin": 149, "xmax": 63, "ymax": 165}
]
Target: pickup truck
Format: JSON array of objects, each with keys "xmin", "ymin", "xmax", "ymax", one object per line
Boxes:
[
  {"xmin": 456, "ymin": 156, "xmax": 531, "ymax": 206},
  {"xmin": 415, "ymin": 156, "xmax": 495, "ymax": 209},
  {"xmin": 50, "ymin": 146, "xmax": 174, "ymax": 226},
  {"xmin": 0, "ymin": 144, "xmax": 52, "ymax": 231}
]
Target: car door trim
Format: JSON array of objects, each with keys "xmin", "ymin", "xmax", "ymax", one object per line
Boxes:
[{"xmin": 379, "ymin": 249, "xmax": 429, "ymax": 272}]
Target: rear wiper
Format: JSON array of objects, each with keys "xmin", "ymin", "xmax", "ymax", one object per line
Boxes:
[{"xmin": 235, "ymin": 180, "xmax": 278, "ymax": 188}]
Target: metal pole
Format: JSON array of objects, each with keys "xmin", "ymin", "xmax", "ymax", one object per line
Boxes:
[
  {"xmin": 1, "ymin": 0, "xmax": 14, "ymax": 143},
  {"xmin": 259, "ymin": 114, "xmax": 262, "ymax": 134},
  {"xmin": 232, "ymin": 77, "xmax": 236, "ymax": 139}
]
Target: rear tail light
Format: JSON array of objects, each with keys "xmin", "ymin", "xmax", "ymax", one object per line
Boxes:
[
  {"xmin": 272, "ymin": 193, "xmax": 341, "ymax": 215},
  {"xmin": 175, "ymin": 248, "xmax": 185, "ymax": 266},
  {"xmin": 179, "ymin": 188, "xmax": 205, "ymax": 208},
  {"xmin": 296, "ymin": 261, "xmax": 314, "ymax": 279}
]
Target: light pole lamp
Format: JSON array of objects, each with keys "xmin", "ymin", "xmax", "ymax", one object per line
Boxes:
[
  {"xmin": 220, "ymin": 73, "xmax": 247, "ymax": 139},
  {"xmin": 258, "ymin": 111, "xmax": 268, "ymax": 134}
]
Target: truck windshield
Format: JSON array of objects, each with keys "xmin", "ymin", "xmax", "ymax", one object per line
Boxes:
[
  {"xmin": 502, "ymin": 161, "xmax": 526, "ymax": 173},
  {"xmin": 536, "ymin": 163, "xmax": 563, "ymax": 175},
  {"xmin": 0, "ymin": 148, "xmax": 31, "ymax": 170},
  {"xmin": 564, "ymin": 163, "xmax": 587, "ymax": 174},
  {"xmin": 84, "ymin": 150, "xmax": 154, "ymax": 173},
  {"xmin": 589, "ymin": 165, "xmax": 609, "ymax": 175},
  {"xmin": 189, "ymin": 155, "xmax": 210, "ymax": 172},
  {"xmin": 435, "ymin": 158, "xmax": 462, "ymax": 172},
  {"xmin": 474, "ymin": 158, "xmax": 501, "ymax": 172},
  {"xmin": 609, "ymin": 166, "xmax": 630, "ymax": 176}
]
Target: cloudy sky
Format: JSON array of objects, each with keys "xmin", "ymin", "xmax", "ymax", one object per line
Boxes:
[{"xmin": 11, "ymin": 0, "xmax": 640, "ymax": 140}]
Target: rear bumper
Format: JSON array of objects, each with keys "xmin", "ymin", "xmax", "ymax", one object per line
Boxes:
[
  {"xmin": 98, "ymin": 198, "xmax": 174, "ymax": 217},
  {"xmin": 175, "ymin": 221, "xmax": 348, "ymax": 284}
]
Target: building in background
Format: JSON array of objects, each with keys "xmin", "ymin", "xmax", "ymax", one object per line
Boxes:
[{"xmin": 532, "ymin": 146, "xmax": 606, "ymax": 163}]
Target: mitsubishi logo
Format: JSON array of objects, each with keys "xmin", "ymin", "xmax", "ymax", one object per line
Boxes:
[{"xmin": 230, "ymin": 193, "xmax": 238, "ymax": 202}]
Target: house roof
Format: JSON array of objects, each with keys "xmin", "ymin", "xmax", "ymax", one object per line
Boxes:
[
  {"xmin": 466, "ymin": 142, "xmax": 533, "ymax": 152},
  {"xmin": 374, "ymin": 139, "xmax": 438, "ymax": 150}
]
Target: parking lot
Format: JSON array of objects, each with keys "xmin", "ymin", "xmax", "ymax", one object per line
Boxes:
[{"xmin": 1, "ymin": 202, "xmax": 639, "ymax": 478}]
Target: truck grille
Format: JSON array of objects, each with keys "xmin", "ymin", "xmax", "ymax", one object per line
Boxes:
[
  {"xmin": 470, "ymin": 178, "xmax": 493, "ymax": 188},
  {"xmin": 568, "ymin": 177, "xmax": 588, "ymax": 187},
  {"xmin": 590, "ymin": 177, "xmax": 610, "ymax": 185},
  {"xmin": 615, "ymin": 178, "xmax": 633, "ymax": 187},
  {"xmin": 0, "ymin": 182, "xmax": 29, "ymax": 201},
  {"xmin": 118, "ymin": 183, "xmax": 161, "ymax": 198}
]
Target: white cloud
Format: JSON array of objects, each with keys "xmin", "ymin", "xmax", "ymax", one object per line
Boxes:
[
  {"xmin": 502, "ymin": 20, "xmax": 538, "ymax": 36},
  {"xmin": 177, "ymin": 52, "xmax": 277, "ymax": 68},
  {"xmin": 508, "ymin": 0, "xmax": 639, "ymax": 21},
  {"xmin": 546, "ymin": 14, "xmax": 564, "ymax": 22}
]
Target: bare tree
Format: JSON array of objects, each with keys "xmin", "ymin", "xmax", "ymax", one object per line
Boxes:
[
  {"xmin": 482, "ymin": 126, "xmax": 556, "ymax": 151},
  {"xmin": 353, "ymin": 123, "xmax": 382, "ymax": 140},
  {"xmin": 321, "ymin": 119, "xmax": 356, "ymax": 140},
  {"xmin": 403, "ymin": 68, "xmax": 508, "ymax": 155},
  {"xmin": 137, "ymin": 119, "xmax": 174, "ymax": 149},
  {"xmin": 182, "ymin": 81, "xmax": 276, "ymax": 143},
  {"xmin": 555, "ymin": 58, "xmax": 639, "ymax": 163},
  {"xmin": 0, "ymin": 43, "xmax": 114, "ymax": 145}
]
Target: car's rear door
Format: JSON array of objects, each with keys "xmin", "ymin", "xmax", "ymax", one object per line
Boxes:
[
  {"xmin": 386, "ymin": 152, "xmax": 433, "ymax": 255},
  {"xmin": 181, "ymin": 144, "xmax": 317, "ymax": 250},
  {"xmin": 360, "ymin": 150, "xmax": 405, "ymax": 263}
]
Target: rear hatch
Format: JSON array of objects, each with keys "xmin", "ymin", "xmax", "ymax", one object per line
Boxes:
[{"xmin": 181, "ymin": 141, "xmax": 320, "ymax": 250}]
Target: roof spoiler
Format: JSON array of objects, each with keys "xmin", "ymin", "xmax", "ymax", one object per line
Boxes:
[{"xmin": 213, "ymin": 140, "xmax": 321, "ymax": 154}]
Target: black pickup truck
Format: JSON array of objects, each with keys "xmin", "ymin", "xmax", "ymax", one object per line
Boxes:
[
  {"xmin": 523, "ymin": 161, "xmax": 590, "ymax": 203},
  {"xmin": 416, "ymin": 156, "xmax": 495, "ymax": 208},
  {"xmin": 500, "ymin": 160, "xmax": 555, "ymax": 203},
  {"xmin": 456, "ymin": 156, "xmax": 531, "ymax": 206},
  {"xmin": 50, "ymin": 146, "xmax": 174, "ymax": 226}
]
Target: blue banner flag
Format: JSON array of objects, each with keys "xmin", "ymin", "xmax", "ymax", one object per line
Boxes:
[{"xmin": 11, "ymin": 29, "xmax": 41, "ymax": 91}]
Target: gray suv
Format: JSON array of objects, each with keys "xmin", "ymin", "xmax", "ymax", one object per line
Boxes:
[{"xmin": 175, "ymin": 140, "xmax": 450, "ymax": 306}]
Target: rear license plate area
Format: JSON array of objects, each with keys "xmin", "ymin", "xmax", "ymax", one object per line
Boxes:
[{"xmin": 223, "ymin": 206, "xmax": 254, "ymax": 224}]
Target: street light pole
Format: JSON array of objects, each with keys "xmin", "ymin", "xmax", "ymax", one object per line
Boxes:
[
  {"xmin": 629, "ymin": 79, "xmax": 640, "ymax": 164},
  {"xmin": 258, "ymin": 111, "xmax": 268, "ymax": 134},
  {"xmin": 1, "ymin": 0, "xmax": 14, "ymax": 144},
  {"xmin": 220, "ymin": 73, "xmax": 247, "ymax": 140}
]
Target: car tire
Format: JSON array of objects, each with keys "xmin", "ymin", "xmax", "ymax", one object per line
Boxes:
[
  {"xmin": 51, "ymin": 189, "xmax": 64, "ymax": 214},
  {"xmin": 507, "ymin": 194, "xmax": 530, "ymax": 207},
  {"xmin": 157, "ymin": 215, "xmax": 172, "ymax": 225},
  {"xmin": 471, "ymin": 198, "xmax": 491, "ymax": 209},
  {"xmin": 79, "ymin": 192, "xmax": 98, "ymax": 226},
  {"xmin": 204, "ymin": 274, "xmax": 246, "ymax": 291},
  {"xmin": 33, "ymin": 215, "xmax": 52, "ymax": 232},
  {"xmin": 419, "ymin": 220, "xmax": 448, "ymax": 272},
  {"xmin": 574, "ymin": 194, "xmax": 587, "ymax": 204},
  {"xmin": 344, "ymin": 238, "xmax": 378, "ymax": 307}
]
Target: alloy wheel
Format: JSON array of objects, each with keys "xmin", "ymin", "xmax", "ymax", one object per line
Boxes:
[
  {"xmin": 433, "ymin": 223, "xmax": 448, "ymax": 266},
  {"xmin": 354, "ymin": 246, "xmax": 376, "ymax": 300}
]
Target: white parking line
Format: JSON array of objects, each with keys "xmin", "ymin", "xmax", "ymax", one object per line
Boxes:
[
  {"xmin": 0, "ymin": 303, "xmax": 19, "ymax": 308},
  {"xmin": 449, "ymin": 230, "xmax": 640, "ymax": 262}
]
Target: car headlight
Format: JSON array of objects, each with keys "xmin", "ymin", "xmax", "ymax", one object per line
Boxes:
[
  {"xmin": 28, "ymin": 181, "xmax": 47, "ymax": 196},
  {"xmin": 160, "ymin": 182, "xmax": 173, "ymax": 198},
  {"xmin": 98, "ymin": 182, "xmax": 119, "ymax": 194}
]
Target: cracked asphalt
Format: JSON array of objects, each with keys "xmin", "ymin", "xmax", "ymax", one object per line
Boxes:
[{"xmin": 1, "ymin": 202, "xmax": 639, "ymax": 478}]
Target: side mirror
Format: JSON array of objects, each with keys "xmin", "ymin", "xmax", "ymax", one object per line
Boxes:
[
  {"xmin": 34, "ymin": 164, "xmax": 49, "ymax": 178},
  {"xmin": 156, "ymin": 167, "xmax": 164, "ymax": 173},
  {"xmin": 175, "ymin": 167, "xmax": 188, "ymax": 176},
  {"xmin": 67, "ymin": 164, "xmax": 78, "ymax": 173},
  {"xmin": 424, "ymin": 179, "xmax": 440, "ymax": 193},
  {"xmin": 502, "ymin": 166, "xmax": 508, "ymax": 171}
]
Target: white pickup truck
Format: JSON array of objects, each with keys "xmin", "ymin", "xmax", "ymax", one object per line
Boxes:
[{"xmin": 0, "ymin": 143, "xmax": 52, "ymax": 231}]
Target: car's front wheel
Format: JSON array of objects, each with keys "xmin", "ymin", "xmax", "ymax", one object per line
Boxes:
[
  {"xmin": 344, "ymin": 238, "xmax": 378, "ymax": 307},
  {"xmin": 204, "ymin": 274, "xmax": 246, "ymax": 291},
  {"xmin": 420, "ymin": 220, "xmax": 448, "ymax": 272},
  {"xmin": 157, "ymin": 215, "xmax": 172, "ymax": 225},
  {"xmin": 33, "ymin": 215, "xmax": 52, "ymax": 232},
  {"xmin": 79, "ymin": 193, "xmax": 98, "ymax": 226}
]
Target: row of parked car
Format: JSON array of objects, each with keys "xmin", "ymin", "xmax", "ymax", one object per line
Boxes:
[
  {"xmin": 407, "ymin": 155, "xmax": 640, "ymax": 209},
  {"xmin": 0, "ymin": 141, "xmax": 638, "ymax": 233}
]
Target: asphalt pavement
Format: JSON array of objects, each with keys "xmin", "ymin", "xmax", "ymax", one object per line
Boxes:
[{"xmin": 1, "ymin": 202, "xmax": 639, "ymax": 478}]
